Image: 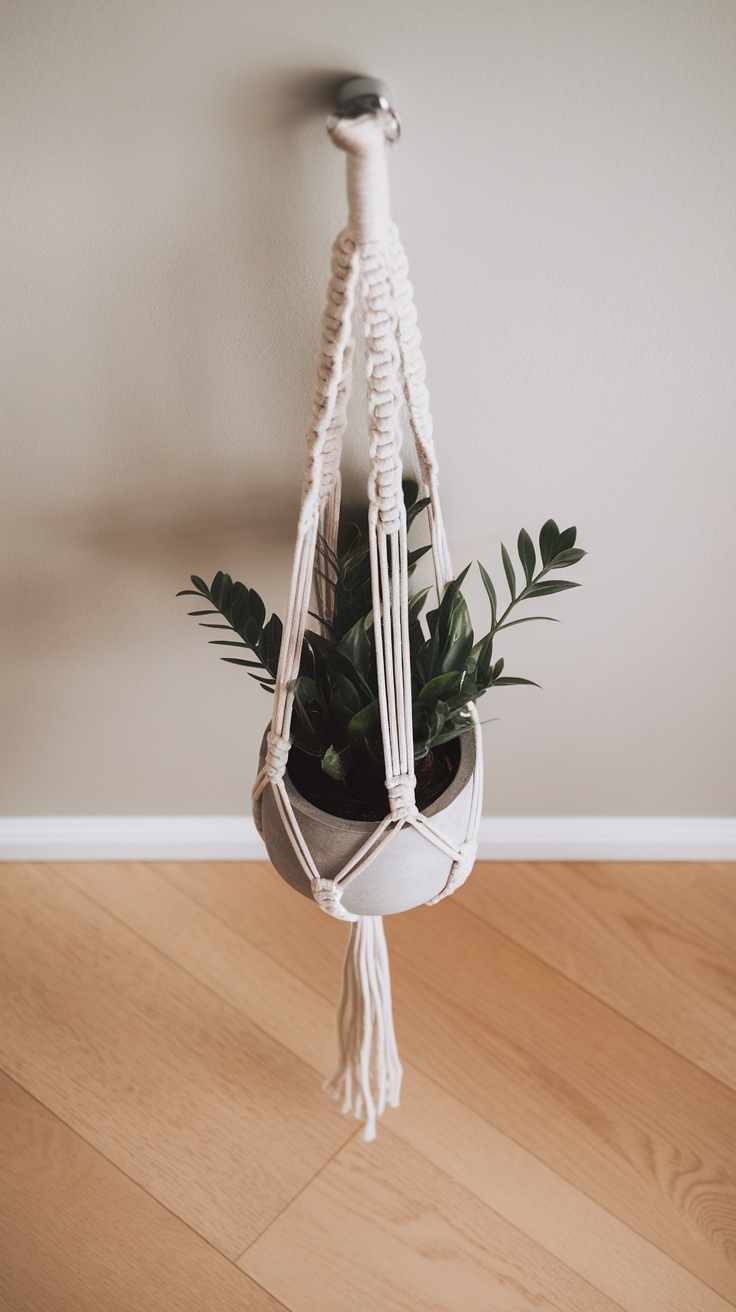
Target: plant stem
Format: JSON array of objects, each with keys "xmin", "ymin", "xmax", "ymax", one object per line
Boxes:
[{"xmin": 491, "ymin": 560, "xmax": 555, "ymax": 633}]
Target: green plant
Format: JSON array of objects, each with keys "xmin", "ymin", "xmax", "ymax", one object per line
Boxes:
[{"xmin": 177, "ymin": 483, "xmax": 585, "ymax": 796}]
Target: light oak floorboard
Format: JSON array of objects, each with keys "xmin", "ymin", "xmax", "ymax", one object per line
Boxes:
[
  {"xmin": 387, "ymin": 901, "xmax": 736, "ymax": 1303},
  {"xmin": 152, "ymin": 860, "xmax": 736, "ymax": 1302},
  {"xmin": 158, "ymin": 860, "xmax": 346, "ymax": 986},
  {"xmin": 394, "ymin": 1067, "xmax": 734, "ymax": 1312},
  {"xmin": 56, "ymin": 861, "xmax": 340, "ymax": 1078},
  {"xmin": 590, "ymin": 862, "xmax": 736, "ymax": 956},
  {"xmin": 240, "ymin": 1130, "xmax": 625, "ymax": 1312},
  {"xmin": 0, "ymin": 1073, "xmax": 284, "ymax": 1312},
  {"xmin": 56, "ymin": 862, "xmax": 732, "ymax": 1312},
  {"xmin": 456, "ymin": 861, "xmax": 736, "ymax": 1090},
  {"xmin": 0, "ymin": 864, "xmax": 354, "ymax": 1259}
]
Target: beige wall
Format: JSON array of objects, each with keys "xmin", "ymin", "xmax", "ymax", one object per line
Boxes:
[{"xmin": 2, "ymin": 0, "xmax": 734, "ymax": 817}]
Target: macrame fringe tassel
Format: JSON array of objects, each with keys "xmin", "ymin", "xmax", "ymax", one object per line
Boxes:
[{"xmin": 325, "ymin": 914, "xmax": 402, "ymax": 1141}]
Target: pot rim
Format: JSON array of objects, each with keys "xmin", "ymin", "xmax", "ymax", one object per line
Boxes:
[{"xmin": 262, "ymin": 724, "xmax": 477, "ymax": 835}]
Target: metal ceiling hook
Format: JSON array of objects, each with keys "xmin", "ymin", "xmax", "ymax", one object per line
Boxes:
[{"xmin": 334, "ymin": 76, "xmax": 400, "ymax": 142}]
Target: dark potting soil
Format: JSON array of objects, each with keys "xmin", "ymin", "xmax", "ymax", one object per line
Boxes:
[{"xmin": 287, "ymin": 737, "xmax": 462, "ymax": 822}]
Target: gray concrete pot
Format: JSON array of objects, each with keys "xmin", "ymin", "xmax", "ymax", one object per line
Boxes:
[{"xmin": 258, "ymin": 728, "xmax": 476, "ymax": 917}]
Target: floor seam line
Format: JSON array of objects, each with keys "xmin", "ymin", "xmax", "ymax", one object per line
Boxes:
[
  {"xmin": 233, "ymin": 1125, "xmax": 363, "ymax": 1265},
  {"xmin": 0, "ymin": 1064, "xmax": 289, "ymax": 1296},
  {"xmin": 450, "ymin": 893, "xmax": 736, "ymax": 1098}
]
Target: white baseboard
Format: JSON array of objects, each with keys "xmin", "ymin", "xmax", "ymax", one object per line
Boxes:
[{"xmin": 1, "ymin": 815, "xmax": 735, "ymax": 862}]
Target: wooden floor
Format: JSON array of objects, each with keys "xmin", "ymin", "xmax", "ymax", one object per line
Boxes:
[{"xmin": 1, "ymin": 861, "xmax": 735, "ymax": 1311}]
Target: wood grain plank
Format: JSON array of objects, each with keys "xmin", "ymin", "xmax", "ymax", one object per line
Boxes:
[
  {"xmin": 456, "ymin": 862, "xmax": 736, "ymax": 1089},
  {"xmin": 153, "ymin": 861, "xmax": 736, "ymax": 1301},
  {"xmin": 57, "ymin": 860, "xmax": 339, "ymax": 1079},
  {"xmin": 394, "ymin": 1065, "xmax": 735, "ymax": 1312},
  {"xmin": 0, "ymin": 1073, "xmax": 284, "ymax": 1312},
  {"xmin": 241, "ymin": 1130, "xmax": 625, "ymax": 1312},
  {"xmin": 0, "ymin": 864, "xmax": 355, "ymax": 1259},
  {"xmin": 597, "ymin": 862, "xmax": 736, "ymax": 955},
  {"xmin": 386, "ymin": 900, "xmax": 736, "ymax": 1302},
  {"xmin": 157, "ymin": 860, "xmax": 346, "ymax": 986},
  {"xmin": 57, "ymin": 860, "xmax": 732, "ymax": 1312}
]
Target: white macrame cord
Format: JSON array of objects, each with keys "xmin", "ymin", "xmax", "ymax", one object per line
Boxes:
[{"xmin": 252, "ymin": 111, "xmax": 483, "ymax": 1141}]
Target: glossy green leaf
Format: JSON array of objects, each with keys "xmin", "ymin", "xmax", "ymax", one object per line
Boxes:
[
  {"xmin": 321, "ymin": 745, "xmax": 350, "ymax": 781},
  {"xmin": 469, "ymin": 632, "xmax": 494, "ymax": 686},
  {"xmin": 424, "ymin": 605, "xmax": 439, "ymax": 638},
  {"xmin": 556, "ymin": 526, "xmax": 577, "ymax": 553},
  {"xmin": 407, "ymin": 543, "xmax": 432, "ymax": 571},
  {"xmin": 517, "ymin": 528, "xmax": 536, "ymax": 585},
  {"xmin": 417, "ymin": 671, "xmax": 463, "ymax": 704},
  {"xmin": 549, "ymin": 547, "xmax": 587, "ymax": 570},
  {"xmin": 478, "ymin": 562, "xmax": 497, "ymax": 630},
  {"xmin": 210, "ymin": 572, "xmax": 232, "ymax": 612},
  {"xmin": 404, "ymin": 479, "xmax": 431, "ymax": 531},
  {"xmin": 337, "ymin": 616, "xmax": 370, "ymax": 672},
  {"xmin": 259, "ymin": 613, "xmax": 283, "ymax": 676},
  {"xmin": 230, "ymin": 582, "xmax": 249, "ymax": 635},
  {"xmin": 293, "ymin": 675, "xmax": 320, "ymax": 700},
  {"xmin": 435, "ymin": 565, "xmax": 473, "ymax": 676},
  {"xmin": 403, "ymin": 479, "xmax": 419, "ymax": 510},
  {"xmin": 348, "ymin": 700, "xmax": 380, "ymax": 738},
  {"xmin": 425, "ymin": 722, "xmax": 475, "ymax": 748},
  {"xmin": 308, "ymin": 611, "xmax": 336, "ymax": 633},
  {"xmin": 538, "ymin": 520, "xmax": 560, "ymax": 567},
  {"xmin": 501, "ymin": 543, "xmax": 516, "ymax": 601},
  {"xmin": 208, "ymin": 639, "xmax": 251, "ymax": 646},
  {"xmin": 440, "ymin": 595, "xmax": 473, "ymax": 675},
  {"xmin": 408, "ymin": 586, "xmax": 432, "ymax": 625},
  {"xmin": 330, "ymin": 672, "xmax": 364, "ymax": 727},
  {"xmin": 303, "ymin": 629, "xmax": 332, "ymax": 662},
  {"xmin": 493, "ymin": 676, "xmax": 541, "ymax": 687},
  {"xmin": 406, "ymin": 499, "xmax": 431, "ymax": 531},
  {"xmin": 525, "ymin": 579, "xmax": 581, "ymax": 597},
  {"xmin": 247, "ymin": 589, "xmax": 266, "ymax": 636}
]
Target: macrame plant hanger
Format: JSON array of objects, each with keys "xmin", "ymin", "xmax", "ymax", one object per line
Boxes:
[{"xmin": 252, "ymin": 79, "xmax": 483, "ymax": 1140}]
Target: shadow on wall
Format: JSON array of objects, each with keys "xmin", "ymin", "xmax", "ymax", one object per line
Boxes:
[
  {"xmin": 5, "ymin": 65, "xmax": 364, "ymax": 626},
  {"xmin": 0, "ymin": 67, "xmax": 368, "ymax": 791},
  {"xmin": 83, "ymin": 65, "xmax": 359, "ymax": 527}
]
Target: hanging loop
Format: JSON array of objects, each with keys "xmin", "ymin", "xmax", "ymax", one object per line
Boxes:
[{"xmin": 327, "ymin": 112, "xmax": 395, "ymax": 244}]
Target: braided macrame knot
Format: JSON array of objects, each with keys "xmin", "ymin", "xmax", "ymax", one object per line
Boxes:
[
  {"xmin": 427, "ymin": 841, "xmax": 478, "ymax": 905},
  {"xmin": 386, "ymin": 773, "xmax": 417, "ymax": 821},
  {"xmin": 371, "ymin": 461, "xmax": 404, "ymax": 530},
  {"xmin": 303, "ymin": 445, "xmax": 340, "ymax": 508},
  {"xmin": 452, "ymin": 839, "xmax": 478, "ymax": 883},
  {"xmin": 377, "ymin": 505, "xmax": 402, "ymax": 531},
  {"xmin": 312, "ymin": 877, "xmax": 358, "ymax": 923},
  {"xmin": 426, "ymin": 840, "xmax": 478, "ymax": 905},
  {"xmin": 319, "ymin": 450, "xmax": 341, "ymax": 499},
  {"xmin": 264, "ymin": 731, "xmax": 290, "ymax": 782},
  {"xmin": 376, "ymin": 487, "xmax": 403, "ymax": 529}
]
